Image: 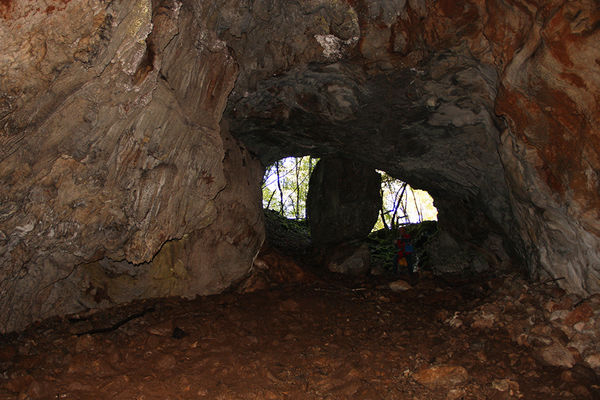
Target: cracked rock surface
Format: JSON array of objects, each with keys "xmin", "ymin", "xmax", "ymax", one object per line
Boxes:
[
  {"xmin": 0, "ymin": 0, "xmax": 599, "ymax": 331},
  {"xmin": 223, "ymin": 0, "xmax": 600, "ymax": 296},
  {"xmin": 0, "ymin": 1, "xmax": 263, "ymax": 332}
]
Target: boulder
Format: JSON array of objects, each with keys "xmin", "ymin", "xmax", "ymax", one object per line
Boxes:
[
  {"xmin": 538, "ymin": 343, "xmax": 576, "ymax": 368},
  {"xmin": 413, "ymin": 365, "xmax": 469, "ymax": 388},
  {"xmin": 389, "ymin": 280, "xmax": 413, "ymax": 292},
  {"xmin": 307, "ymin": 158, "xmax": 381, "ymax": 246},
  {"xmin": 326, "ymin": 242, "xmax": 371, "ymax": 277}
]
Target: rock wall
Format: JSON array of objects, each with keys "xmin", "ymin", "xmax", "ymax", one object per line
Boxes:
[
  {"xmin": 0, "ymin": 1, "xmax": 264, "ymax": 332},
  {"xmin": 224, "ymin": 0, "xmax": 600, "ymax": 295},
  {"xmin": 224, "ymin": 1, "xmax": 517, "ymax": 271},
  {"xmin": 0, "ymin": 0, "xmax": 598, "ymax": 330},
  {"xmin": 493, "ymin": 1, "xmax": 600, "ymax": 294},
  {"xmin": 73, "ymin": 124, "xmax": 264, "ymax": 309}
]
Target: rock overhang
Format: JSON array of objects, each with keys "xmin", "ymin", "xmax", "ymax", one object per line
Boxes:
[
  {"xmin": 221, "ymin": 0, "xmax": 600, "ymax": 296},
  {"xmin": 0, "ymin": 0, "xmax": 598, "ymax": 333},
  {"xmin": 225, "ymin": 55, "xmax": 518, "ymax": 267}
]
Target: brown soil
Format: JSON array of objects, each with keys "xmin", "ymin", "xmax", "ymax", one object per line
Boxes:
[{"xmin": 0, "ymin": 273, "xmax": 597, "ymax": 399}]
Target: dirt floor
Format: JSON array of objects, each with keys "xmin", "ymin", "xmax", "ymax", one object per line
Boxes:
[{"xmin": 1, "ymin": 271, "xmax": 599, "ymax": 400}]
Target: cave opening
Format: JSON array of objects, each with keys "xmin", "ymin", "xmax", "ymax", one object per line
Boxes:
[
  {"xmin": 373, "ymin": 170, "xmax": 438, "ymax": 230},
  {"xmin": 1, "ymin": 0, "xmax": 599, "ymax": 397},
  {"xmin": 260, "ymin": 154, "xmax": 444, "ymax": 278},
  {"xmin": 261, "ymin": 155, "xmax": 439, "ymax": 228},
  {"xmin": 261, "ymin": 155, "xmax": 317, "ymax": 220}
]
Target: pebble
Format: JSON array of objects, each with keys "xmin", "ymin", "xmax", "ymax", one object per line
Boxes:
[
  {"xmin": 463, "ymin": 275, "xmax": 600, "ymax": 376},
  {"xmin": 471, "ymin": 311, "xmax": 496, "ymax": 329},
  {"xmin": 446, "ymin": 388, "xmax": 466, "ymax": 400},
  {"xmin": 539, "ymin": 343, "xmax": 576, "ymax": 368},
  {"xmin": 549, "ymin": 310, "xmax": 569, "ymax": 322},
  {"xmin": 156, "ymin": 354, "xmax": 177, "ymax": 370},
  {"xmin": 572, "ymin": 384, "xmax": 593, "ymax": 399},
  {"xmin": 91, "ymin": 358, "xmax": 117, "ymax": 377},
  {"xmin": 584, "ymin": 353, "xmax": 600, "ymax": 369},
  {"xmin": 527, "ymin": 334, "xmax": 553, "ymax": 347},
  {"xmin": 148, "ymin": 325, "xmax": 173, "ymax": 337},
  {"xmin": 413, "ymin": 365, "xmax": 468, "ymax": 387},
  {"xmin": 445, "ymin": 313, "xmax": 463, "ymax": 328},
  {"xmin": 75, "ymin": 334, "xmax": 96, "ymax": 353},
  {"xmin": 389, "ymin": 280, "xmax": 412, "ymax": 292},
  {"xmin": 564, "ymin": 303, "xmax": 594, "ymax": 326},
  {"xmin": 492, "ymin": 378, "xmax": 519, "ymax": 393}
]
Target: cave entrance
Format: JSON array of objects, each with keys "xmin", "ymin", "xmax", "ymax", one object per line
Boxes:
[
  {"xmin": 261, "ymin": 156, "xmax": 440, "ymax": 277},
  {"xmin": 262, "ymin": 156, "xmax": 318, "ymax": 220},
  {"xmin": 261, "ymin": 156, "xmax": 438, "ymax": 228},
  {"xmin": 374, "ymin": 170, "xmax": 438, "ymax": 231}
]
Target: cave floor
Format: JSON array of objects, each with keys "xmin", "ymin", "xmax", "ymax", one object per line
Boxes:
[{"xmin": 1, "ymin": 273, "xmax": 598, "ymax": 399}]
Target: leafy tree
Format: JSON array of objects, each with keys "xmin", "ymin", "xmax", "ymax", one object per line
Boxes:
[
  {"xmin": 262, "ymin": 156, "xmax": 317, "ymax": 219},
  {"xmin": 373, "ymin": 171, "xmax": 437, "ymax": 230},
  {"xmin": 263, "ymin": 159, "xmax": 437, "ymax": 229}
]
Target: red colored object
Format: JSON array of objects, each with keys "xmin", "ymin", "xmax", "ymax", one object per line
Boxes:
[{"xmin": 396, "ymin": 233, "xmax": 413, "ymax": 258}]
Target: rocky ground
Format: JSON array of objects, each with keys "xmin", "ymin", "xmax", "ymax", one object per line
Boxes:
[{"xmin": 1, "ymin": 257, "xmax": 599, "ymax": 400}]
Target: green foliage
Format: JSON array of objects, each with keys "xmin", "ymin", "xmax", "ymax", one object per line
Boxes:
[
  {"xmin": 263, "ymin": 159, "xmax": 437, "ymax": 232},
  {"xmin": 264, "ymin": 208, "xmax": 310, "ymax": 235},
  {"xmin": 367, "ymin": 228, "xmax": 399, "ymax": 272},
  {"xmin": 262, "ymin": 156, "xmax": 318, "ymax": 219},
  {"xmin": 405, "ymin": 220, "xmax": 438, "ymax": 270},
  {"xmin": 367, "ymin": 221, "xmax": 439, "ymax": 273},
  {"xmin": 263, "ymin": 209, "xmax": 312, "ymax": 257},
  {"xmin": 374, "ymin": 172, "xmax": 438, "ymax": 230}
]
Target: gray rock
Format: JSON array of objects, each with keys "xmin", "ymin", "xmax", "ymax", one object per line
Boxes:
[
  {"xmin": 389, "ymin": 280, "xmax": 412, "ymax": 292},
  {"xmin": 413, "ymin": 365, "xmax": 469, "ymax": 387},
  {"xmin": 307, "ymin": 158, "xmax": 381, "ymax": 246},
  {"xmin": 0, "ymin": 2, "xmax": 263, "ymax": 332},
  {"xmin": 326, "ymin": 242, "xmax": 371, "ymax": 276}
]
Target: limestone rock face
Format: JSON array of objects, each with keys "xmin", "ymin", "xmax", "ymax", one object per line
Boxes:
[
  {"xmin": 1, "ymin": 0, "xmax": 599, "ymax": 330},
  {"xmin": 72, "ymin": 125, "xmax": 265, "ymax": 308},
  {"xmin": 224, "ymin": 0, "xmax": 600, "ymax": 295},
  {"xmin": 307, "ymin": 158, "xmax": 381, "ymax": 246},
  {"xmin": 493, "ymin": 0, "xmax": 600, "ymax": 294},
  {"xmin": 0, "ymin": 1, "xmax": 263, "ymax": 332},
  {"xmin": 225, "ymin": 0, "xmax": 517, "ymax": 272}
]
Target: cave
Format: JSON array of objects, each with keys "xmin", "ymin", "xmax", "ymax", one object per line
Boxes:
[{"xmin": 1, "ymin": 0, "xmax": 600, "ymax": 398}]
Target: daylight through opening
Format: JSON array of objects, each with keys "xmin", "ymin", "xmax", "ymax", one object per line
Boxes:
[
  {"xmin": 262, "ymin": 157, "xmax": 438, "ymax": 229},
  {"xmin": 374, "ymin": 171, "xmax": 438, "ymax": 231},
  {"xmin": 262, "ymin": 156, "xmax": 318, "ymax": 220}
]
